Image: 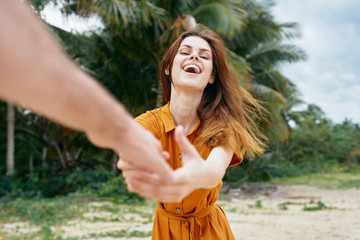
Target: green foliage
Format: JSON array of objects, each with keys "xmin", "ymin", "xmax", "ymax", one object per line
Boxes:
[
  {"xmin": 0, "ymin": 196, "xmax": 86, "ymax": 225},
  {"xmin": 83, "ymin": 172, "xmax": 144, "ymax": 203},
  {"xmin": 303, "ymin": 201, "xmax": 329, "ymax": 211},
  {"xmin": 225, "ymin": 105, "xmax": 360, "ymax": 183},
  {"xmin": 272, "ymin": 171, "xmax": 360, "ymax": 189},
  {"xmin": 88, "ymin": 229, "xmax": 152, "ymax": 238},
  {"xmin": 0, "ymin": 170, "xmax": 143, "ymax": 203},
  {"xmin": 248, "ymin": 200, "xmax": 262, "ymax": 209},
  {"xmin": 278, "ymin": 200, "xmax": 331, "ymax": 211},
  {"xmin": 278, "ymin": 104, "xmax": 360, "ymax": 167}
]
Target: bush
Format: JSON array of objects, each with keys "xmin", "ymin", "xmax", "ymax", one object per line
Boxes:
[{"xmin": 0, "ymin": 170, "xmax": 143, "ymax": 203}]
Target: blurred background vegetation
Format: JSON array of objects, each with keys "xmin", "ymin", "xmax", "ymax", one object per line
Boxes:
[{"xmin": 1, "ymin": 0, "xmax": 359, "ymax": 202}]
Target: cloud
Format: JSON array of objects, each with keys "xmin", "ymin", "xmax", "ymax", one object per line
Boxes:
[
  {"xmin": 273, "ymin": 0, "xmax": 360, "ymax": 123},
  {"xmin": 42, "ymin": 2, "xmax": 102, "ymax": 33}
]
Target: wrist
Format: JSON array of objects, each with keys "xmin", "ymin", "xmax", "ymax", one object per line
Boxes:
[{"xmin": 86, "ymin": 106, "xmax": 133, "ymax": 151}]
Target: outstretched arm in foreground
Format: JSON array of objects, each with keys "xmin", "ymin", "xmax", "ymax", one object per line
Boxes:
[
  {"xmin": 0, "ymin": 0, "xmax": 172, "ymax": 180},
  {"xmin": 118, "ymin": 126, "xmax": 233, "ymax": 203}
]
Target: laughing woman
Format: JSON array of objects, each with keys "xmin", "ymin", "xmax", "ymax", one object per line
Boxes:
[{"xmin": 117, "ymin": 24, "xmax": 266, "ymax": 240}]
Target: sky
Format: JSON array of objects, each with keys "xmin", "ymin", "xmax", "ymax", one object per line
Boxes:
[
  {"xmin": 43, "ymin": 1, "xmax": 360, "ymax": 124},
  {"xmin": 272, "ymin": 0, "xmax": 360, "ymax": 123},
  {"xmin": 41, "ymin": 3, "xmax": 102, "ymax": 33}
]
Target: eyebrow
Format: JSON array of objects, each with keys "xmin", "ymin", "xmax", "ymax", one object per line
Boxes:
[{"xmin": 180, "ymin": 44, "xmax": 211, "ymax": 53}]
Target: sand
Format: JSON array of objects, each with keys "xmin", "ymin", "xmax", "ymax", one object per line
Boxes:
[
  {"xmin": 109, "ymin": 184, "xmax": 360, "ymax": 240},
  {"xmin": 222, "ymin": 184, "xmax": 360, "ymax": 240},
  {"xmin": 1, "ymin": 184, "xmax": 359, "ymax": 239}
]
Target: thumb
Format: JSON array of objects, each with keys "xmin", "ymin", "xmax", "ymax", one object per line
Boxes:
[
  {"xmin": 161, "ymin": 151, "xmax": 170, "ymax": 162},
  {"xmin": 174, "ymin": 126, "xmax": 198, "ymax": 158}
]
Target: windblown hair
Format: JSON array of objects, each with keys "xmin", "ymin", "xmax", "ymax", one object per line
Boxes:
[{"xmin": 160, "ymin": 24, "xmax": 266, "ymax": 159}]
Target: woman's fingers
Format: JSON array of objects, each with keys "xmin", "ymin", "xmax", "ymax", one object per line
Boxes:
[
  {"xmin": 135, "ymin": 171, "xmax": 165, "ymax": 186},
  {"xmin": 127, "ymin": 177, "xmax": 189, "ymax": 203},
  {"xmin": 162, "ymin": 151, "xmax": 170, "ymax": 161},
  {"xmin": 126, "ymin": 170, "xmax": 194, "ymax": 203},
  {"xmin": 117, "ymin": 158, "xmax": 137, "ymax": 171}
]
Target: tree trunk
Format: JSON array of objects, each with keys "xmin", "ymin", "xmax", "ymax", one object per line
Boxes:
[
  {"xmin": 42, "ymin": 147, "xmax": 47, "ymax": 179},
  {"xmin": 60, "ymin": 126, "xmax": 70, "ymax": 168},
  {"xmin": 29, "ymin": 154, "xmax": 34, "ymax": 178},
  {"xmin": 52, "ymin": 139, "xmax": 66, "ymax": 169},
  {"xmin": 6, "ymin": 103, "xmax": 15, "ymax": 176},
  {"xmin": 156, "ymin": 80, "xmax": 164, "ymax": 108},
  {"xmin": 111, "ymin": 151, "xmax": 118, "ymax": 172}
]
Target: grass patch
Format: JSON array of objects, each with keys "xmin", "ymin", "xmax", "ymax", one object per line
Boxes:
[
  {"xmin": 278, "ymin": 201, "xmax": 304, "ymax": 210},
  {"xmin": 248, "ymin": 200, "xmax": 262, "ymax": 209},
  {"xmin": 0, "ymin": 194, "xmax": 155, "ymax": 240},
  {"xmin": 0, "ymin": 194, "xmax": 91, "ymax": 225},
  {"xmin": 271, "ymin": 172, "xmax": 360, "ymax": 189},
  {"xmin": 228, "ymin": 207, "xmax": 238, "ymax": 213},
  {"xmin": 0, "ymin": 225, "xmax": 80, "ymax": 240},
  {"xmin": 88, "ymin": 229, "xmax": 152, "ymax": 238},
  {"xmin": 303, "ymin": 201, "xmax": 329, "ymax": 211},
  {"xmin": 278, "ymin": 200, "xmax": 332, "ymax": 211}
]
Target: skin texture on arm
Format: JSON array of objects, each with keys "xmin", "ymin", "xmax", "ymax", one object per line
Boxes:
[
  {"xmin": 118, "ymin": 126, "xmax": 233, "ymax": 203},
  {"xmin": 0, "ymin": 0, "xmax": 173, "ymax": 180}
]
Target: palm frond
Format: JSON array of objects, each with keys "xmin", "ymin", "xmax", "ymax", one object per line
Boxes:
[
  {"xmin": 252, "ymin": 83, "xmax": 285, "ymax": 105},
  {"xmin": 62, "ymin": 0, "xmax": 169, "ymax": 31},
  {"xmin": 255, "ymin": 70, "xmax": 295, "ymax": 94},
  {"xmin": 153, "ymin": 0, "xmax": 193, "ymax": 18},
  {"xmin": 48, "ymin": 24, "xmax": 102, "ymax": 62},
  {"xmin": 247, "ymin": 43, "xmax": 307, "ymax": 70},
  {"xmin": 191, "ymin": 0, "xmax": 248, "ymax": 38},
  {"xmin": 226, "ymin": 50, "xmax": 253, "ymax": 88}
]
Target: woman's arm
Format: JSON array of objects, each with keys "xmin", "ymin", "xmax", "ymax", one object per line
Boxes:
[{"xmin": 197, "ymin": 146, "xmax": 233, "ymax": 188}]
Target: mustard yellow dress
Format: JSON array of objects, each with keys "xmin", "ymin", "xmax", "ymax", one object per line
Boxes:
[{"xmin": 136, "ymin": 103, "xmax": 242, "ymax": 240}]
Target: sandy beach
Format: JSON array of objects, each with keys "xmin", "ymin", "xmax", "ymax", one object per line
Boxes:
[{"xmin": 1, "ymin": 184, "xmax": 359, "ymax": 240}]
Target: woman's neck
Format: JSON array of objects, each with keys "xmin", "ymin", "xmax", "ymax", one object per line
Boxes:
[{"xmin": 169, "ymin": 90, "xmax": 202, "ymax": 135}]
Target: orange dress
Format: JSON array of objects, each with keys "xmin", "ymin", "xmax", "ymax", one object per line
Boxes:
[{"xmin": 136, "ymin": 103, "xmax": 242, "ymax": 240}]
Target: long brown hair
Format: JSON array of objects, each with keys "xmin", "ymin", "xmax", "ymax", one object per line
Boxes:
[{"xmin": 160, "ymin": 24, "xmax": 266, "ymax": 159}]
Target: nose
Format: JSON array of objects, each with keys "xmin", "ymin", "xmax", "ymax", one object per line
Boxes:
[{"xmin": 189, "ymin": 52, "xmax": 199, "ymax": 61}]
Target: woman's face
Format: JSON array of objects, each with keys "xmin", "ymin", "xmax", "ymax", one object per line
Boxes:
[{"xmin": 170, "ymin": 36, "xmax": 214, "ymax": 93}]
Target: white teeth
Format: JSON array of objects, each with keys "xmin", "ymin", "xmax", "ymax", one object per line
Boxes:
[{"xmin": 183, "ymin": 64, "xmax": 200, "ymax": 74}]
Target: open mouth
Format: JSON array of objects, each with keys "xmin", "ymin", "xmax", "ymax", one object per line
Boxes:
[{"xmin": 183, "ymin": 64, "xmax": 201, "ymax": 74}]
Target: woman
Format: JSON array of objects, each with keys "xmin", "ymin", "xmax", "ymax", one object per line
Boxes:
[{"xmin": 118, "ymin": 24, "xmax": 265, "ymax": 240}]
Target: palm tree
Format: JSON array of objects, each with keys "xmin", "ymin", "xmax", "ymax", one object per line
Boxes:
[
  {"xmin": 42, "ymin": 0, "xmax": 306, "ymax": 141},
  {"xmin": 55, "ymin": 0, "xmax": 249, "ymax": 107},
  {"xmin": 226, "ymin": 0, "xmax": 307, "ymax": 141}
]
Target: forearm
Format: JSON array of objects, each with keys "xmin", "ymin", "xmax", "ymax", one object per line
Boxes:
[
  {"xmin": 0, "ymin": 0, "xmax": 132, "ymax": 137},
  {"xmin": 198, "ymin": 162, "xmax": 226, "ymax": 189},
  {"xmin": 198, "ymin": 147, "xmax": 233, "ymax": 189}
]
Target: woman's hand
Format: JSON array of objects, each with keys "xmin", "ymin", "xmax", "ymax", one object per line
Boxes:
[
  {"xmin": 121, "ymin": 126, "xmax": 205, "ymax": 202},
  {"xmin": 118, "ymin": 126, "xmax": 232, "ymax": 203}
]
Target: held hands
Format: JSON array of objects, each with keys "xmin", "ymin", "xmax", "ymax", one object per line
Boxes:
[
  {"xmin": 87, "ymin": 120, "xmax": 174, "ymax": 182},
  {"xmin": 117, "ymin": 126, "xmax": 207, "ymax": 203}
]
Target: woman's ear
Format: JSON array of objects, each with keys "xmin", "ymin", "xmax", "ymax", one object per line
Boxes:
[
  {"xmin": 209, "ymin": 73, "xmax": 215, "ymax": 84},
  {"xmin": 165, "ymin": 68, "xmax": 170, "ymax": 76}
]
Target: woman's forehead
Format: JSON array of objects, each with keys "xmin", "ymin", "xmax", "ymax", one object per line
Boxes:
[{"xmin": 180, "ymin": 36, "xmax": 211, "ymax": 52}]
